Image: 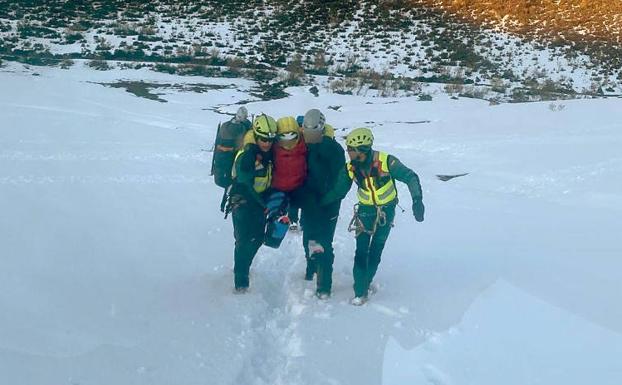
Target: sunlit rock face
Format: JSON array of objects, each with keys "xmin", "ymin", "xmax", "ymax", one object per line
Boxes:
[{"xmin": 415, "ymin": 0, "xmax": 622, "ymax": 44}]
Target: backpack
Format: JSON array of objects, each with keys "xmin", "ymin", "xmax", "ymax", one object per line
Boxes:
[{"xmin": 211, "ymin": 119, "xmax": 251, "ymax": 188}]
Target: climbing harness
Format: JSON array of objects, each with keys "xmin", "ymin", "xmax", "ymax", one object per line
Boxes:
[{"xmin": 347, "ymin": 203, "xmax": 387, "ymax": 237}]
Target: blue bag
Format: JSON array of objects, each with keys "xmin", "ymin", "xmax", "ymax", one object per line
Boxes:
[{"xmin": 264, "ymin": 191, "xmax": 290, "ymax": 248}]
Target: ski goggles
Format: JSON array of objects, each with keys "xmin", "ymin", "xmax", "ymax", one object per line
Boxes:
[
  {"xmin": 347, "ymin": 145, "xmax": 371, "ymax": 153},
  {"xmin": 278, "ymin": 132, "xmax": 299, "ymax": 141}
]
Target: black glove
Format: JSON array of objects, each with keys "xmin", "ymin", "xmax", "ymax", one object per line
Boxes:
[{"xmin": 413, "ymin": 200, "xmax": 425, "ymax": 222}]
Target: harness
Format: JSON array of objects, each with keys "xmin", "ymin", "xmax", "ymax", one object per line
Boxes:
[{"xmin": 347, "ymin": 203, "xmax": 388, "ymax": 237}]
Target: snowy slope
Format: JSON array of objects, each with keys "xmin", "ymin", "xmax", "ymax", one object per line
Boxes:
[
  {"xmin": 1, "ymin": 62, "xmax": 621, "ymax": 385},
  {"xmin": 383, "ymin": 280, "xmax": 622, "ymax": 385}
]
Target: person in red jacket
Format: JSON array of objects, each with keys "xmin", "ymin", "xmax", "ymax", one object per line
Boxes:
[
  {"xmin": 264, "ymin": 116, "xmax": 307, "ymax": 248},
  {"xmin": 269, "ymin": 116, "xmax": 308, "ymax": 249},
  {"xmin": 272, "ymin": 116, "xmax": 307, "ymax": 193},
  {"xmin": 287, "ymin": 115, "xmax": 308, "ymax": 228}
]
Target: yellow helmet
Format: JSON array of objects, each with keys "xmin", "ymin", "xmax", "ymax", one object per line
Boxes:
[
  {"xmin": 276, "ymin": 116, "xmax": 299, "ymax": 135},
  {"xmin": 252, "ymin": 114, "xmax": 277, "ymax": 140},
  {"xmin": 346, "ymin": 127, "xmax": 374, "ymax": 147}
]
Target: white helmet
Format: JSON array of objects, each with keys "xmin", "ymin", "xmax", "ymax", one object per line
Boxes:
[
  {"xmin": 302, "ymin": 109, "xmax": 325, "ymax": 132},
  {"xmin": 302, "ymin": 109, "xmax": 325, "ymax": 144}
]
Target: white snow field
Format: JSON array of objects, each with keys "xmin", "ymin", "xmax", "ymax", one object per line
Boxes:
[{"xmin": 1, "ymin": 62, "xmax": 621, "ymax": 385}]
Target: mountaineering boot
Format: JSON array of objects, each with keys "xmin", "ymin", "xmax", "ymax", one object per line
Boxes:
[{"xmin": 350, "ymin": 296, "xmax": 368, "ymax": 306}]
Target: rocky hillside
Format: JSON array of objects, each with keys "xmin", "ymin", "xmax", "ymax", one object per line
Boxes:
[
  {"xmin": 416, "ymin": 0, "xmax": 622, "ymax": 68},
  {"xmin": 1, "ymin": 0, "xmax": 620, "ymax": 102},
  {"xmin": 419, "ymin": 0, "xmax": 621, "ymax": 43}
]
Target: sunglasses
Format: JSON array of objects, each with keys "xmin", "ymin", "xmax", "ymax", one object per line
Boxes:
[
  {"xmin": 347, "ymin": 145, "xmax": 371, "ymax": 153},
  {"xmin": 256, "ymin": 135, "xmax": 276, "ymax": 143}
]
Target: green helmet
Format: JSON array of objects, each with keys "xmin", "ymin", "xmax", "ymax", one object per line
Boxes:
[
  {"xmin": 253, "ymin": 114, "xmax": 277, "ymax": 139},
  {"xmin": 346, "ymin": 127, "xmax": 374, "ymax": 147}
]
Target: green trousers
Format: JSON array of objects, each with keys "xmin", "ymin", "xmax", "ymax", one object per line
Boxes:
[
  {"xmin": 231, "ymin": 197, "xmax": 265, "ymax": 289},
  {"xmin": 353, "ymin": 203, "xmax": 396, "ymax": 297},
  {"xmin": 302, "ymin": 200, "xmax": 341, "ymax": 295}
]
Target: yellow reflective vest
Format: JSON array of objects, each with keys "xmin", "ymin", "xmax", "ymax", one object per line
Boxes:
[
  {"xmin": 231, "ymin": 148, "xmax": 272, "ymax": 193},
  {"xmin": 347, "ymin": 151, "xmax": 397, "ymax": 206}
]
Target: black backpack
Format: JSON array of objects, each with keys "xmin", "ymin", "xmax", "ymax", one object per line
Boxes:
[{"xmin": 211, "ymin": 119, "xmax": 251, "ymax": 188}]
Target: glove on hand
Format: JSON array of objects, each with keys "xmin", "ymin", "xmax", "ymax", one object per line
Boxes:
[{"xmin": 413, "ymin": 200, "xmax": 425, "ymax": 222}]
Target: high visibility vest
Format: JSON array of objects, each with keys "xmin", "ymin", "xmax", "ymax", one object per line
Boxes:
[
  {"xmin": 232, "ymin": 149, "xmax": 272, "ymax": 193},
  {"xmin": 347, "ymin": 151, "xmax": 397, "ymax": 206}
]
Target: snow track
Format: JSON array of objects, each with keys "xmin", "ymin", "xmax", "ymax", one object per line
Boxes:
[{"xmin": 233, "ymin": 236, "xmax": 312, "ymax": 385}]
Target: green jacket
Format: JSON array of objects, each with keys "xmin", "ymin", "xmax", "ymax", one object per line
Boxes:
[
  {"xmin": 231, "ymin": 143, "xmax": 272, "ymax": 207},
  {"xmin": 305, "ymin": 135, "xmax": 346, "ymax": 198},
  {"xmin": 320, "ymin": 151, "xmax": 422, "ymax": 207}
]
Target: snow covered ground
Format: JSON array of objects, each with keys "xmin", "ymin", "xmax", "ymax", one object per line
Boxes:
[{"xmin": 1, "ymin": 62, "xmax": 621, "ymax": 385}]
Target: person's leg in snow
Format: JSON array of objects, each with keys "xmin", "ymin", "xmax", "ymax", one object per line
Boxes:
[
  {"xmin": 232, "ymin": 199, "xmax": 265, "ymax": 291},
  {"xmin": 366, "ymin": 204, "xmax": 395, "ymax": 286},
  {"xmin": 352, "ymin": 204, "xmax": 395, "ymax": 300},
  {"xmin": 353, "ymin": 231, "xmax": 372, "ymax": 299},
  {"xmin": 303, "ymin": 201, "xmax": 340, "ymax": 297},
  {"xmin": 301, "ymin": 201, "xmax": 322, "ymax": 281},
  {"xmin": 288, "ymin": 202, "xmax": 300, "ymax": 230},
  {"xmin": 314, "ymin": 203, "xmax": 340, "ymax": 297},
  {"xmin": 302, "ymin": 227, "xmax": 317, "ymax": 280}
]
